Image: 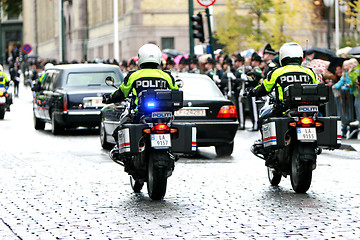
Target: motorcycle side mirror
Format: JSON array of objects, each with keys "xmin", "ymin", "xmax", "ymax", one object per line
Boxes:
[
  {"xmin": 105, "ymin": 76, "xmax": 117, "ymax": 89},
  {"xmin": 175, "ymin": 79, "xmax": 183, "ymax": 88}
]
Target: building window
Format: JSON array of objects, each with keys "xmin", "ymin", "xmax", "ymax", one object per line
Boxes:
[
  {"xmin": 161, "ymin": 37, "xmax": 174, "ymax": 50},
  {"xmin": 98, "ymin": 46, "xmax": 103, "ymax": 58},
  {"xmin": 108, "ymin": 43, "xmax": 114, "ymax": 60}
]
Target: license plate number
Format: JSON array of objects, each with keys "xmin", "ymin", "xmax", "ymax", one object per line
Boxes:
[
  {"xmin": 175, "ymin": 108, "xmax": 206, "ymax": 117},
  {"xmin": 0, "ymin": 97, "xmax": 5, "ymax": 103},
  {"xmin": 151, "ymin": 134, "xmax": 171, "ymax": 149},
  {"xmin": 83, "ymin": 97, "xmax": 104, "ymax": 107},
  {"xmin": 297, "ymin": 128, "xmax": 317, "ymax": 141}
]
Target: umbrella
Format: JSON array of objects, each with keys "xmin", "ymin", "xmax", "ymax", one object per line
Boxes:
[
  {"xmin": 336, "ymin": 46, "xmax": 352, "ymax": 56},
  {"xmin": 161, "ymin": 53, "xmax": 168, "ymax": 61},
  {"xmin": 308, "ymin": 46, "xmax": 336, "ymax": 60},
  {"xmin": 198, "ymin": 54, "xmax": 212, "ymax": 64},
  {"xmin": 162, "ymin": 49, "xmax": 183, "ymax": 58},
  {"xmin": 346, "ymin": 45, "xmax": 360, "ymax": 55},
  {"xmin": 305, "ymin": 59, "xmax": 330, "ymax": 82},
  {"xmin": 174, "ymin": 54, "xmax": 189, "ymax": 64}
]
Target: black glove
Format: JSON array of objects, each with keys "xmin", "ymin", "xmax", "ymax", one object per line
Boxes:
[
  {"xmin": 248, "ymin": 88, "xmax": 256, "ymax": 97},
  {"xmin": 102, "ymin": 93, "xmax": 112, "ymax": 104}
]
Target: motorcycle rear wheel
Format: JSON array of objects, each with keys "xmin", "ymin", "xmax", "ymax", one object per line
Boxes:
[
  {"xmin": 290, "ymin": 143, "xmax": 315, "ymax": 193},
  {"xmin": 147, "ymin": 150, "xmax": 168, "ymax": 200},
  {"xmin": 0, "ymin": 108, "xmax": 5, "ymax": 119},
  {"xmin": 267, "ymin": 167, "xmax": 282, "ymax": 186}
]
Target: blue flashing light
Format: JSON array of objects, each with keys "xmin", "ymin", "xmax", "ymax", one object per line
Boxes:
[{"xmin": 147, "ymin": 102, "xmax": 155, "ymax": 108}]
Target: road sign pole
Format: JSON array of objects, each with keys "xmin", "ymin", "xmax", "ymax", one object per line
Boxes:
[
  {"xmin": 205, "ymin": 7, "xmax": 214, "ymax": 60},
  {"xmin": 189, "ymin": 0, "xmax": 195, "ymax": 59}
]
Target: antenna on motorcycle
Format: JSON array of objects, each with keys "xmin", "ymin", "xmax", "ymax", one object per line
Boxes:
[{"xmin": 105, "ymin": 76, "xmax": 117, "ymax": 89}]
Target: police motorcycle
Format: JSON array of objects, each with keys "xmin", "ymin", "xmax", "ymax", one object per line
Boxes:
[
  {"xmin": 0, "ymin": 85, "xmax": 12, "ymax": 119},
  {"xmin": 104, "ymin": 77, "xmax": 196, "ymax": 200},
  {"xmin": 250, "ymin": 83, "xmax": 341, "ymax": 193}
]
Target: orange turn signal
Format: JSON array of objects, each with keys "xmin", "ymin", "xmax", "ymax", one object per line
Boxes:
[
  {"xmin": 315, "ymin": 122, "xmax": 323, "ymax": 127},
  {"xmin": 143, "ymin": 129, "xmax": 151, "ymax": 134},
  {"xmin": 289, "ymin": 122, "xmax": 297, "ymax": 127},
  {"xmin": 170, "ymin": 128, "xmax": 178, "ymax": 133}
]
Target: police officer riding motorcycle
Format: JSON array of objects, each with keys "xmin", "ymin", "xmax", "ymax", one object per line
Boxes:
[
  {"xmin": 247, "ymin": 42, "xmax": 341, "ymax": 193},
  {"xmin": 0, "ymin": 64, "xmax": 12, "ymax": 119},
  {"xmin": 103, "ymin": 44, "xmax": 195, "ymax": 200}
]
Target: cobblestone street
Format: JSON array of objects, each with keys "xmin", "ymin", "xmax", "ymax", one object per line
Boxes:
[{"xmin": 0, "ymin": 87, "xmax": 360, "ymax": 239}]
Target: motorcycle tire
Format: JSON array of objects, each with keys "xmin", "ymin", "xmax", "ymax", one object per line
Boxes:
[
  {"xmin": 290, "ymin": 143, "xmax": 316, "ymax": 193},
  {"xmin": 267, "ymin": 167, "xmax": 282, "ymax": 186},
  {"xmin": 130, "ymin": 176, "xmax": 144, "ymax": 193},
  {"xmin": 147, "ymin": 150, "xmax": 168, "ymax": 200},
  {"xmin": 100, "ymin": 121, "xmax": 113, "ymax": 150},
  {"xmin": 0, "ymin": 108, "xmax": 5, "ymax": 119}
]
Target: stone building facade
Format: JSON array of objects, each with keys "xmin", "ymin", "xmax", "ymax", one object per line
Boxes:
[
  {"xmin": 22, "ymin": 0, "xmax": 331, "ymax": 63},
  {"xmin": 23, "ymin": 0, "xmax": 207, "ymax": 62}
]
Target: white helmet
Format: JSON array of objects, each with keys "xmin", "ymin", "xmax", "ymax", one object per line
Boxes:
[
  {"xmin": 44, "ymin": 63, "xmax": 54, "ymax": 71},
  {"xmin": 0, "ymin": 64, "xmax": 3, "ymax": 72},
  {"xmin": 137, "ymin": 44, "xmax": 162, "ymax": 67},
  {"xmin": 279, "ymin": 42, "xmax": 303, "ymax": 66}
]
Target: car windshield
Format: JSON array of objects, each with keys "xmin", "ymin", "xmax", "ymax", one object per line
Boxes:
[
  {"xmin": 67, "ymin": 72, "xmax": 120, "ymax": 86},
  {"xmin": 180, "ymin": 76, "xmax": 224, "ymax": 100}
]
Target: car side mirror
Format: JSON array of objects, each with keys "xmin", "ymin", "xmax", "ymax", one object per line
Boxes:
[
  {"xmin": 176, "ymin": 79, "xmax": 183, "ymax": 88},
  {"xmin": 105, "ymin": 76, "xmax": 117, "ymax": 89}
]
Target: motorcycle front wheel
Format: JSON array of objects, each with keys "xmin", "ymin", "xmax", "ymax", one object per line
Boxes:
[
  {"xmin": 290, "ymin": 143, "xmax": 315, "ymax": 193},
  {"xmin": 147, "ymin": 150, "xmax": 168, "ymax": 200},
  {"xmin": 267, "ymin": 167, "xmax": 282, "ymax": 186}
]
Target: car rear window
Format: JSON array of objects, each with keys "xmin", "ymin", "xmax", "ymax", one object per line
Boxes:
[
  {"xmin": 181, "ymin": 76, "xmax": 224, "ymax": 99},
  {"xmin": 67, "ymin": 72, "xmax": 120, "ymax": 86}
]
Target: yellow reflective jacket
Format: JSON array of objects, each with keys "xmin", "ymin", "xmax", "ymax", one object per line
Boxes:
[
  {"xmin": 254, "ymin": 64, "xmax": 318, "ymax": 102},
  {"xmin": 0, "ymin": 71, "xmax": 9, "ymax": 87},
  {"xmin": 111, "ymin": 68, "xmax": 178, "ymax": 105}
]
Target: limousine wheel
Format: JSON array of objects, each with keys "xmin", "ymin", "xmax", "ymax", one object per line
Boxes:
[
  {"xmin": 51, "ymin": 112, "xmax": 64, "ymax": 135},
  {"xmin": 33, "ymin": 113, "xmax": 45, "ymax": 130}
]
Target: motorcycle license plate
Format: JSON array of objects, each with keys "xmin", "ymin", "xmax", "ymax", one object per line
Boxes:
[
  {"xmin": 0, "ymin": 97, "xmax": 5, "ymax": 103},
  {"xmin": 151, "ymin": 134, "xmax": 171, "ymax": 149},
  {"xmin": 297, "ymin": 128, "xmax": 317, "ymax": 141}
]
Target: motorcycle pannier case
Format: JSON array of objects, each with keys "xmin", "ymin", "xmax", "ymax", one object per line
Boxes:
[
  {"xmin": 137, "ymin": 89, "xmax": 183, "ymax": 113},
  {"xmin": 262, "ymin": 117, "xmax": 294, "ymax": 150},
  {"xmin": 284, "ymin": 84, "xmax": 329, "ymax": 106},
  {"xmin": 316, "ymin": 116, "xmax": 341, "ymax": 149},
  {"xmin": 118, "ymin": 123, "xmax": 197, "ymax": 155},
  {"xmin": 118, "ymin": 123, "xmax": 148, "ymax": 154},
  {"xmin": 171, "ymin": 122, "xmax": 197, "ymax": 154}
]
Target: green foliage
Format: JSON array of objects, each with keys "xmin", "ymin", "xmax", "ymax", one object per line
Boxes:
[
  {"xmin": 1, "ymin": 0, "xmax": 23, "ymax": 18},
  {"xmin": 214, "ymin": 0, "xmax": 314, "ymax": 53},
  {"xmin": 214, "ymin": 0, "xmax": 253, "ymax": 54},
  {"xmin": 346, "ymin": 0, "xmax": 360, "ymax": 30},
  {"xmin": 340, "ymin": 35, "xmax": 359, "ymax": 48}
]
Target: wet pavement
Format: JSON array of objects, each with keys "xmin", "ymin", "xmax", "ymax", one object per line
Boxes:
[{"xmin": 0, "ymin": 84, "xmax": 359, "ymax": 239}]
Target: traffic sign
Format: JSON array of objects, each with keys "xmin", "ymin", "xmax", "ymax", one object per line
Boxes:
[
  {"xmin": 22, "ymin": 44, "xmax": 32, "ymax": 54},
  {"xmin": 196, "ymin": 0, "xmax": 216, "ymax": 7}
]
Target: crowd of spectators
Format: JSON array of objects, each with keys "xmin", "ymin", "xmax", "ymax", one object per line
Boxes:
[{"xmin": 5, "ymin": 43, "xmax": 360, "ymax": 138}]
